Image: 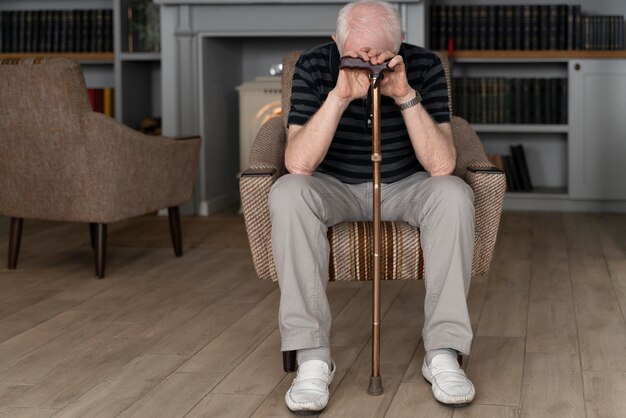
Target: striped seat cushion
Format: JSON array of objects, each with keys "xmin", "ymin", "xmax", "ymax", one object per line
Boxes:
[{"xmin": 328, "ymin": 221, "xmax": 424, "ymax": 281}]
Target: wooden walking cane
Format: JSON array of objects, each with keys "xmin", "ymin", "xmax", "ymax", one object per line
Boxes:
[{"xmin": 340, "ymin": 56, "xmax": 393, "ymax": 396}]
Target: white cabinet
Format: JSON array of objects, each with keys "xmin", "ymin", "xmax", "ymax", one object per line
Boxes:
[{"xmin": 569, "ymin": 59, "xmax": 626, "ymax": 200}]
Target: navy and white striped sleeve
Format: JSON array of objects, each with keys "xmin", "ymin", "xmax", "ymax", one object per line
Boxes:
[
  {"xmin": 287, "ymin": 55, "xmax": 322, "ymax": 127},
  {"xmin": 420, "ymin": 55, "xmax": 451, "ymax": 124}
]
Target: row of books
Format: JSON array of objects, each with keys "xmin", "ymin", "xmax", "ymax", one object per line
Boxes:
[
  {"xmin": 488, "ymin": 146, "xmax": 533, "ymax": 192},
  {"xmin": 430, "ymin": 5, "xmax": 625, "ymax": 51},
  {"xmin": 0, "ymin": 10, "xmax": 113, "ymax": 53},
  {"xmin": 452, "ymin": 77, "xmax": 568, "ymax": 125},
  {"xmin": 88, "ymin": 88, "xmax": 114, "ymax": 118},
  {"xmin": 128, "ymin": 0, "xmax": 160, "ymax": 53}
]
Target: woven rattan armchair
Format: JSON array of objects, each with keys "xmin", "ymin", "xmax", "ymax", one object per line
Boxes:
[
  {"xmin": 0, "ymin": 57, "xmax": 201, "ymax": 278},
  {"xmin": 240, "ymin": 51, "xmax": 506, "ymax": 372}
]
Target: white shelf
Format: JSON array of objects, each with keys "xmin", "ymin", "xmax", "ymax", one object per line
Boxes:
[
  {"xmin": 472, "ymin": 124, "xmax": 569, "ymax": 133},
  {"xmin": 444, "ymin": 50, "xmax": 626, "ymax": 63},
  {"xmin": 118, "ymin": 52, "xmax": 161, "ymax": 61}
]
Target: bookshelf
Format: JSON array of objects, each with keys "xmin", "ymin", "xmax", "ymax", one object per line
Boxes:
[
  {"xmin": 432, "ymin": 0, "xmax": 626, "ymax": 211},
  {"xmin": 0, "ymin": 0, "xmax": 161, "ymax": 131},
  {"xmin": 114, "ymin": 0, "xmax": 161, "ymax": 130}
]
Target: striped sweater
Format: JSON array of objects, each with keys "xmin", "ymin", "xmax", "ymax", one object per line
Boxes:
[{"xmin": 288, "ymin": 41, "xmax": 450, "ymax": 184}]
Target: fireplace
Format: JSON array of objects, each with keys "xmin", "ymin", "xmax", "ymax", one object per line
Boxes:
[
  {"xmin": 236, "ymin": 76, "xmax": 282, "ymax": 173},
  {"xmin": 155, "ymin": 0, "xmax": 426, "ymax": 215}
]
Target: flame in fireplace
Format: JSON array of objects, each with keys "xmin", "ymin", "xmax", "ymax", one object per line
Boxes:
[{"xmin": 254, "ymin": 100, "xmax": 282, "ymax": 130}]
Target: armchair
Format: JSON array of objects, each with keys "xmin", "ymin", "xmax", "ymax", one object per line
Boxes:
[
  {"xmin": 0, "ymin": 57, "xmax": 201, "ymax": 278},
  {"xmin": 239, "ymin": 51, "xmax": 506, "ymax": 372}
]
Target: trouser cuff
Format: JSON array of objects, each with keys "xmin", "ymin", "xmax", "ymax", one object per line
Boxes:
[
  {"xmin": 424, "ymin": 337, "xmax": 472, "ymax": 356},
  {"xmin": 281, "ymin": 332, "xmax": 330, "ymax": 352}
]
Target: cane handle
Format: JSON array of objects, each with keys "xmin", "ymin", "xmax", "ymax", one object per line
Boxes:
[{"xmin": 339, "ymin": 56, "xmax": 393, "ymax": 76}]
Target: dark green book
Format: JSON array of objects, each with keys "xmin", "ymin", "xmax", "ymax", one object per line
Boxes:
[
  {"xmin": 455, "ymin": 6, "xmax": 464, "ymax": 50},
  {"xmin": 539, "ymin": 6, "xmax": 550, "ymax": 50},
  {"xmin": 430, "ymin": 5, "xmax": 439, "ymax": 50},
  {"xmin": 522, "ymin": 6, "xmax": 532, "ymax": 50},
  {"xmin": 511, "ymin": 145, "xmax": 533, "ymax": 191},
  {"xmin": 503, "ymin": 155, "xmax": 520, "ymax": 191}
]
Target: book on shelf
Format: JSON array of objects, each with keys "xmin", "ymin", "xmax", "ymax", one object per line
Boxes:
[
  {"xmin": 488, "ymin": 145, "xmax": 533, "ymax": 192},
  {"xmin": 430, "ymin": 4, "xmax": 624, "ymax": 51},
  {"xmin": 127, "ymin": 0, "xmax": 160, "ymax": 53},
  {"xmin": 88, "ymin": 88, "xmax": 114, "ymax": 117},
  {"xmin": 0, "ymin": 9, "xmax": 113, "ymax": 53},
  {"xmin": 510, "ymin": 145, "xmax": 533, "ymax": 191},
  {"xmin": 452, "ymin": 77, "xmax": 567, "ymax": 125}
]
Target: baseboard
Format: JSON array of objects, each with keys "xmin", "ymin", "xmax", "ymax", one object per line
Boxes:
[
  {"xmin": 198, "ymin": 190, "xmax": 239, "ymax": 216},
  {"xmin": 504, "ymin": 196, "xmax": 626, "ymax": 212}
]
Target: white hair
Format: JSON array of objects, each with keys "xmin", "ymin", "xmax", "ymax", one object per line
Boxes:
[{"xmin": 335, "ymin": 0, "xmax": 403, "ymax": 54}]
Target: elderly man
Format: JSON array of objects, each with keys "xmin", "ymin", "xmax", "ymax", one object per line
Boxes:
[{"xmin": 269, "ymin": 0, "xmax": 475, "ymax": 412}]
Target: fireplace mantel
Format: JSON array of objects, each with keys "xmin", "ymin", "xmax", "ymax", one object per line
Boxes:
[{"xmin": 155, "ymin": 0, "xmax": 428, "ymax": 215}]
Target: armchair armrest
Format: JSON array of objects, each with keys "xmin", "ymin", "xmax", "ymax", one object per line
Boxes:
[
  {"xmin": 82, "ymin": 112, "xmax": 201, "ymax": 222},
  {"xmin": 245, "ymin": 116, "xmax": 287, "ymax": 176},
  {"xmin": 175, "ymin": 135, "xmax": 201, "ymax": 141},
  {"xmin": 467, "ymin": 166, "xmax": 504, "ymax": 174},
  {"xmin": 239, "ymin": 116, "xmax": 287, "ymax": 281},
  {"xmin": 450, "ymin": 116, "xmax": 506, "ymax": 276},
  {"xmin": 450, "ymin": 116, "xmax": 500, "ymax": 179}
]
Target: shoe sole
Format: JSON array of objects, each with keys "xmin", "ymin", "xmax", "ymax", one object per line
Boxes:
[
  {"xmin": 422, "ymin": 376, "xmax": 471, "ymax": 408},
  {"xmin": 288, "ymin": 407, "xmax": 327, "ymax": 415}
]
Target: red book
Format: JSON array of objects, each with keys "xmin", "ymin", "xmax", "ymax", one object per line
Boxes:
[
  {"xmin": 87, "ymin": 88, "xmax": 97, "ymax": 111},
  {"xmin": 93, "ymin": 89, "xmax": 104, "ymax": 113}
]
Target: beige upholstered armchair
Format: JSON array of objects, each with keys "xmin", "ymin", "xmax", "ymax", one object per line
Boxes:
[
  {"xmin": 0, "ymin": 57, "xmax": 201, "ymax": 278},
  {"xmin": 239, "ymin": 51, "xmax": 506, "ymax": 371}
]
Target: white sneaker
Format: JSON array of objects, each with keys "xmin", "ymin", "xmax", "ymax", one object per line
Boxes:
[
  {"xmin": 285, "ymin": 359, "xmax": 335, "ymax": 414},
  {"xmin": 422, "ymin": 353, "xmax": 475, "ymax": 405}
]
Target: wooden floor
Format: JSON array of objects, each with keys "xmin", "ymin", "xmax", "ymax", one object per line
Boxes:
[{"xmin": 0, "ymin": 210, "xmax": 625, "ymax": 418}]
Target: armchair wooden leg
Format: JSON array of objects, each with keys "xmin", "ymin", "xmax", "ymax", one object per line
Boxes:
[
  {"xmin": 8, "ymin": 218, "xmax": 23, "ymax": 269},
  {"xmin": 283, "ymin": 350, "xmax": 297, "ymax": 373},
  {"xmin": 168, "ymin": 206, "xmax": 183, "ymax": 257},
  {"xmin": 89, "ymin": 223, "xmax": 97, "ymax": 250},
  {"xmin": 94, "ymin": 223, "xmax": 107, "ymax": 279}
]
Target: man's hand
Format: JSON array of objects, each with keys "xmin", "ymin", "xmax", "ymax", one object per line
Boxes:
[
  {"xmin": 332, "ymin": 50, "xmax": 372, "ymax": 103},
  {"xmin": 361, "ymin": 47, "xmax": 414, "ymax": 105}
]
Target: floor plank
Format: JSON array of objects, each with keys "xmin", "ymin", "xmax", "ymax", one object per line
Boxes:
[
  {"xmin": 476, "ymin": 291, "xmax": 528, "ymax": 338},
  {"xmin": 176, "ymin": 290, "xmax": 281, "ymax": 375},
  {"xmin": 52, "ymin": 353, "xmax": 187, "ymax": 417},
  {"xmin": 520, "ymin": 353, "xmax": 585, "ymax": 418},
  {"xmin": 453, "ymin": 405, "xmax": 519, "ymax": 418},
  {"xmin": 464, "ymin": 337, "xmax": 525, "ymax": 406},
  {"xmin": 0, "ymin": 407, "xmax": 58, "ymax": 418},
  {"xmin": 583, "ymin": 370, "xmax": 626, "ymax": 418},
  {"xmin": 186, "ymin": 393, "xmax": 265, "ymax": 418},
  {"xmin": 385, "ymin": 381, "xmax": 453, "ymax": 418},
  {"xmin": 526, "ymin": 260, "xmax": 578, "ymax": 354},
  {"xmin": 577, "ymin": 313, "xmax": 626, "ymax": 372},
  {"xmin": 118, "ymin": 372, "xmax": 224, "ymax": 418}
]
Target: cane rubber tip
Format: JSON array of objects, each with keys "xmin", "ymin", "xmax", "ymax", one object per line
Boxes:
[{"xmin": 368, "ymin": 376, "xmax": 384, "ymax": 396}]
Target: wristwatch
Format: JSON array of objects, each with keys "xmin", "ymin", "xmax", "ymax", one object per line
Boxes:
[{"xmin": 397, "ymin": 90, "xmax": 422, "ymax": 111}]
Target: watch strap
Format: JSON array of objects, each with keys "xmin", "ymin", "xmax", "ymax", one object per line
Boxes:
[{"xmin": 397, "ymin": 90, "xmax": 422, "ymax": 111}]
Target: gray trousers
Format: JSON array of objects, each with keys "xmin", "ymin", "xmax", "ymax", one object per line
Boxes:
[{"xmin": 268, "ymin": 171, "xmax": 475, "ymax": 356}]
